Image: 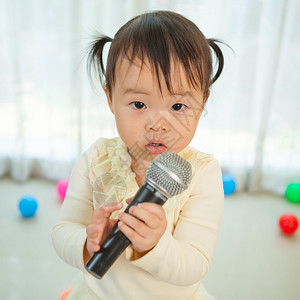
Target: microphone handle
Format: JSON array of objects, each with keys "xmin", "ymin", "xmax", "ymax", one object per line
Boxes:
[{"xmin": 85, "ymin": 181, "xmax": 167, "ymax": 279}]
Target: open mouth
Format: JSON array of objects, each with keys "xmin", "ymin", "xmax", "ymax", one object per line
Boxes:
[{"xmin": 145, "ymin": 142, "xmax": 167, "ymax": 155}]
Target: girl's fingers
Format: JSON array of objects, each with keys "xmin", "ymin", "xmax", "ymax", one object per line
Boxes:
[
  {"xmin": 86, "ymin": 224, "xmax": 100, "ymax": 238},
  {"xmin": 86, "ymin": 225, "xmax": 101, "ymax": 254},
  {"xmin": 117, "ymin": 203, "xmax": 167, "ymax": 253},
  {"xmin": 92, "ymin": 202, "xmax": 123, "ymax": 224},
  {"xmin": 86, "ymin": 203, "xmax": 123, "ymax": 255},
  {"xmin": 127, "ymin": 203, "xmax": 165, "ymax": 228},
  {"xmin": 117, "ymin": 217, "xmax": 160, "ymax": 253},
  {"xmin": 134, "ymin": 202, "xmax": 166, "ymax": 220},
  {"xmin": 125, "ymin": 197, "xmax": 133, "ymax": 205},
  {"xmin": 118, "ymin": 220, "xmax": 145, "ymax": 246},
  {"xmin": 86, "ymin": 225, "xmax": 102, "ymax": 244},
  {"xmin": 118, "ymin": 212, "xmax": 148, "ymax": 237}
]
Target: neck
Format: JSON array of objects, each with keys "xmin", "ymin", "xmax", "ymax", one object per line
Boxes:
[{"xmin": 130, "ymin": 158, "xmax": 151, "ymax": 187}]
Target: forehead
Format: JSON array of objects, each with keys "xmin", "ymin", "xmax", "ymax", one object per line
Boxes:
[{"xmin": 114, "ymin": 56, "xmax": 194, "ymax": 94}]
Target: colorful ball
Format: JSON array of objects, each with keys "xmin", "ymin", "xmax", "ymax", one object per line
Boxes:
[
  {"xmin": 279, "ymin": 214, "xmax": 299, "ymax": 235},
  {"xmin": 58, "ymin": 286, "xmax": 73, "ymax": 300},
  {"xmin": 18, "ymin": 195, "xmax": 38, "ymax": 218},
  {"xmin": 285, "ymin": 183, "xmax": 300, "ymax": 203},
  {"xmin": 56, "ymin": 179, "xmax": 69, "ymax": 202},
  {"xmin": 222, "ymin": 174, "xmax": 236, "ymax": 195}
]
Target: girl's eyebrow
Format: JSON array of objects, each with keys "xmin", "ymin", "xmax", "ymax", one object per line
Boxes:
[
  {"xmin": 171, "ymin": 91, "xmax": 189, "ymax": 96},
  {"xmin": 123, "ymin": 88, "xmax": 150, "ymax": 95},
  {"xmin": 171, "ymin": 91, "xmax": 194, "ymax": 98},
  {"xmin": 123, "ymin": 88, "xmax": 199, "ymax": 102},
  {"xmin": 171, "ymin": 91, "xmax": 201, "ymax": 104}
]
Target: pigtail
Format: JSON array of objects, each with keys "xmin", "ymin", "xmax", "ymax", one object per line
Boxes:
[
  {"xmin": 207, "ymin": 39, "xmax": 225, "ymax": 84},
  {"xmin": 87, "ymin": 35, "xmax": 113, "ymax": 87}
]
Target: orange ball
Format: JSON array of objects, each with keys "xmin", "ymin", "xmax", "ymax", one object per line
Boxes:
[{"xmin": 58, "ymin": 286, "xmax": 73, "ymax": 300}]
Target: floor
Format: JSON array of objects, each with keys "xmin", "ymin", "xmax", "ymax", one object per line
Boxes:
[
  {"xmin": 0, "ymin": 177, "xmax": 300, "ymax": 300},
  {"xmin": 203, "ymin": 192, "xmax": 300, "ymax": 300},
  {"xmin": 0, "ymin": 178, "xmax": 78, "ymax": 300}
]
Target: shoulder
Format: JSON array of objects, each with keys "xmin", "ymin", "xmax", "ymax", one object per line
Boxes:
[
  {"xmin": 170, "ymin": 146, "xmax": 223, "ymax": 223},
  {"xmin": 180, "ymin": 145, "xmax": 221, "ymax": 176},
  {"xmin": 177, "ymin": 146, "xmax": 224, "ymax": 210},
  {"xmin": 180, "ymin": 145, "xmax": 223, "ymax": 197}
]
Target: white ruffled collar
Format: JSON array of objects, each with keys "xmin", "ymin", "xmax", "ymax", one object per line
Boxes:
[{"xmin": 89, "ymin": 137, "xmax": 207, "ymax": 217}]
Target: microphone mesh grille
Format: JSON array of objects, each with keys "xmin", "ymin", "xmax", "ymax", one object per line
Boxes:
[{"xmin": 146, "ymin": 152, "xmax": 192, "ymax": 197}]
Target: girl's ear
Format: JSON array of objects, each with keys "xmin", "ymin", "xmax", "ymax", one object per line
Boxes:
[
  {"xmin": 203, "ymin": 89, "xmax": 210, "ymax": 105},
  {"xmin": 205, "ymin": 89, "xmax": 210, "ymax": 101},
  {"xmin": 104, "ymin": 87, "xmax": 114, "ymax": 114}
]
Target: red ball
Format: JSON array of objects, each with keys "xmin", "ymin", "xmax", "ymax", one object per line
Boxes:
[{"xmin": 279, "ymin": 214, "xmax": 299, "ymax": 235}]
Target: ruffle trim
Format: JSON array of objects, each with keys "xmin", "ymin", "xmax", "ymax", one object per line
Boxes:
[{"xmin": 88, "ymin": 137, "xmax": 212, "ymax": 217}]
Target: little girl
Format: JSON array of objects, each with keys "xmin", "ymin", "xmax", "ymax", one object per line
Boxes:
[{"xmin": 52, "ymin": 10, "xmax": 225, "ymax": 300}]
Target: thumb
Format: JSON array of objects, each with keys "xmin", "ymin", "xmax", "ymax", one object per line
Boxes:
[{"xmin": 125, "ymin": 197, "xmax": 133, "ymax": 204}]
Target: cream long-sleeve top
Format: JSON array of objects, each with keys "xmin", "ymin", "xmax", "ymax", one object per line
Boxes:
[{"xmin": 52, "ymin": 137, "xmax": 224, "ymax": 300}]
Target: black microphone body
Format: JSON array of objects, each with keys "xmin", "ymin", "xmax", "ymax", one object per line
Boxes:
[{"xmin": 85, "ymin": 181, "xmax": 167, "ymax": 279}]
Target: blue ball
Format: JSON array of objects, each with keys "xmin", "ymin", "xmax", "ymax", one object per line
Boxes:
[
  {"xmin": 222, "ymin": 174, "xmax": 236, "ymax": 195},
  {"xmin": 18, "ymin": 195, "xmax": 38, "ymax": 218}
]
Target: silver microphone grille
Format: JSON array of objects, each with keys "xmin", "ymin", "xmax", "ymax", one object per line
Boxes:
[{"xmin": 146, "ymin": 152, "xmax": 192, "ymax": 197}]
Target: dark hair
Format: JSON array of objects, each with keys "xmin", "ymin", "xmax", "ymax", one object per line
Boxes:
[{"xmin": 87, "ymin": 10, "xmax": 225, "ymax": 99}]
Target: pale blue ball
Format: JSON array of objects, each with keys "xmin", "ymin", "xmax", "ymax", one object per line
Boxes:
[
  {"xmin": 18, "ymin": 195, "xmax": 38, "ymax": 218},
  {"xmin": 222, "ymin": 174, "xmax": 236, "ymax": 195}
]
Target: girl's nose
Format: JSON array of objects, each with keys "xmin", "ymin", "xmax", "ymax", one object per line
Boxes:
[{"xmin": 145, "ymin": 113, "xmax": 169, "ymax": 132}]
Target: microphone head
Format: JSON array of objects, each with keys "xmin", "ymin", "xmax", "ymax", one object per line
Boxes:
[{"xmin": 146, "ymin": 152, "xmax": 192, "ymax": 198}]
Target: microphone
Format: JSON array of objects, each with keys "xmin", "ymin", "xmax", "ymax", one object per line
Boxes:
[{"xmin": 85, "ymin": 152, "xmax": 192, "ymax": 279}]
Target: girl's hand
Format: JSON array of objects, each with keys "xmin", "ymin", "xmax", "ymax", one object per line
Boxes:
[
  {"xmin": 85, "ymin": 202, "xmax": 123, "ymax": 259},
  {"xmin": 118, "ymin": 200, "xmax": 167, "ymax": 254}
]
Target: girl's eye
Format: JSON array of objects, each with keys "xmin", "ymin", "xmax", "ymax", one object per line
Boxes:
[
  {"xmin": 171, "ymin": 103, "xmax": 186, "ymax": 111},
  {"xmin": 131, "ymin": 101, "xmax": 146, "ymax": 109}
]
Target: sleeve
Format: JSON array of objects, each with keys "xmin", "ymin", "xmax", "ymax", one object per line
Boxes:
[
  {"xmin": 126, "ymin": 158, "xmax": 224, "ymax": 286},
  {"xmin": 51, "ymin": 152, "xmax": 93, "ymax": 273}
]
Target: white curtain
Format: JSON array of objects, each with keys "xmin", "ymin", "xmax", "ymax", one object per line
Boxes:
[{"xmin": 0, "ymin": 0, "xmax": 299, "ymax": 194}]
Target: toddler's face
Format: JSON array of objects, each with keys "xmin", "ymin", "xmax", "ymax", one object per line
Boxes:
[{"xmin": 105, "ymin": 57, "xmax": 206, "ymax": 168}]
